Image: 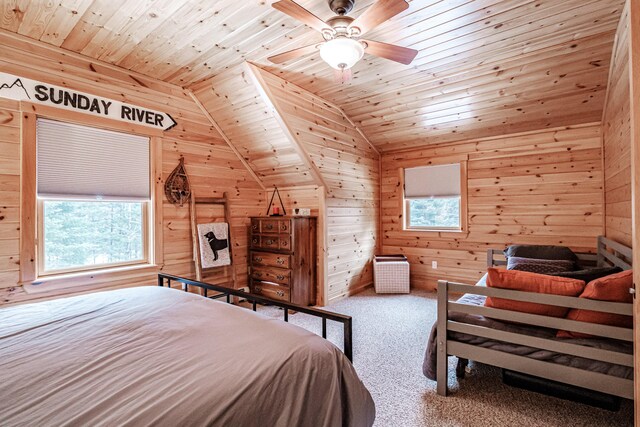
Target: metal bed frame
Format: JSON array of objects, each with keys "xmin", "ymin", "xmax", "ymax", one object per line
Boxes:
[
  {"xmin": 158, "ymin": 273, "xmax": 353, "ymax": 361},
  {"xmin": 436, "ymin": 236, "xmax": 634, "ymax": 398}
]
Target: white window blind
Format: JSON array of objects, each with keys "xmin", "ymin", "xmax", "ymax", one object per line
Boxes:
[
  {"xmin": 404, "ymin": 163, "xmax": 460, "ymax": 198},
  {"xmin": 37, "ymin": 119, "xmax": 150, "ymax": 200}
]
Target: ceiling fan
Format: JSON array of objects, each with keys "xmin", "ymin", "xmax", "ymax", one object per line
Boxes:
[{"xmin": 268, "ymin": 0, "xmax": 418, "ymax": 76}]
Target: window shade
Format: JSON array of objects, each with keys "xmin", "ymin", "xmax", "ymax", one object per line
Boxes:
[
  {"xmin": 37, "ymin": 119, "xmax": 150, "ymax": 200},
  {"xmin": 404, "ymin": 163, "xmax": 460, "ymax": 198}
]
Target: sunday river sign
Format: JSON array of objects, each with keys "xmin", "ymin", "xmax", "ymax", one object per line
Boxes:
[{"xmin": 0, "ymin": 72, "xmax": 177, "ymax": 131}]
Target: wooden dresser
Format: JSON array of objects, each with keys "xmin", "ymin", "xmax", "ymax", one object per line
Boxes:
[{"xmin": 249, "ymin": 216, "xmax": 316, "ymax": 306}]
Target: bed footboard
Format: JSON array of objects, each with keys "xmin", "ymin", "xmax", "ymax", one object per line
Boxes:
[
  {"xmin": 158, "ymin": 273, "xmax": 354, "ymax": 361},
  {"xmin": 436, "ymin": 280, "xmax": 634, "ymax": 398}
]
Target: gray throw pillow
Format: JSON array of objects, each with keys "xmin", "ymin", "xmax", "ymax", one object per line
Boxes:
[
  {"xmin": 554, "ymin": 267, "xmax": 622, "ymax": 283},
  {"xmin": 507, "ymin": 256, "xmax": 575, "ymax": 274},
  {"xmin": 504, "ymin": 244, "xmax": 578, "ymax": 261}
]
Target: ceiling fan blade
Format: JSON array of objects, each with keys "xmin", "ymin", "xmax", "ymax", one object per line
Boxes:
[
  {"xmin": 268, "ymin": 43, "xmax": 322, "ymax": 64},
  {"xmin": 272, "ymin": 0, "xmax": 332, "ymax": 34},
  {"xmin": 362, "ymin": 39, "xmax": 418, "ymax": 65},
  {"xmin": 348, "ymin": 0, "xmax": 409, "ymax": 36}
]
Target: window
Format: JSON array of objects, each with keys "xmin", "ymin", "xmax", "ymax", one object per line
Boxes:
[
  {"xmin": 36, "ymin": 118, "xmax": 151, "ymax": 276},
  {"xmin": 41, "ymin": 200, "xmax": 146, "ymax": 273},
  {"xmin": 403, "ymin": 163, "xmax": 466, "ymax": 231}
]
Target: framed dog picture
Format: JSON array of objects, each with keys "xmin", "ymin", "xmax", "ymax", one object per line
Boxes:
[{"xmin": 197, "ymin": 223, "xmax": 231, "ymax": 268}]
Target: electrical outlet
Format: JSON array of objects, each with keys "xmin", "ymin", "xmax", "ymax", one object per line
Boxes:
[{"xmin": 432, "ymin": 261, "xmax": 438, "ymax": 269}]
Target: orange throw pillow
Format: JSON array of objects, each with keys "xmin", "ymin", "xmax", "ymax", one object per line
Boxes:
[
  {"xmin": 557, "ymin": 270, "xmax": 633, "ymax": 338},
  {"xmin": 485, "ymin": 268, "xmax": 585, "ymax": 318}
]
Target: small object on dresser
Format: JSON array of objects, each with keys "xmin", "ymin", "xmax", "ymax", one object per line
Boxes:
[
  {"xmin": 266, "ymin": 186, "xmax": 287, "ymax": 216},
  {"xmin": 293, "ymin": 208, "xmax": 311, "ymax": 216},
  {"xmin": 373, "ymin": 255, "xmax": 410, "ymax": 294}
]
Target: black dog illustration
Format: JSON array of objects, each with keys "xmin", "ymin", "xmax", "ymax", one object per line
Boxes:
[{"xmin": 204, "ymin": 231, "xmax": 228, "ymax": 261}]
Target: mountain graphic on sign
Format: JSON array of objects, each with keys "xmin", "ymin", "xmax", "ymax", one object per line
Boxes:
[{"xmin": 0, "ymin": 78, "xmax": 31, "ymax": 100}]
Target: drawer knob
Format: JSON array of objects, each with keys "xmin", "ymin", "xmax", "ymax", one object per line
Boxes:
[
  {"xmin": 255, "ymin": 257, "xmax": 263, "ymax": 262},
  {"xmin": 266, "ymin": 224, "xmax": 273, "ymax": 230},
  {"xmin": 252, "ymin": 224, "xmax": 258, "ymax": 230},
  {"xmin": 276, "ymin": 291, "xmax": 285, "ymax": 297},
  {"xmin": 276, "ymin": 258, "xmax": 285, "ymax": 265},
  {"xmin": 281, "ymin": 240, "xmax": 288, "ymax": 246},
  {"xmin": 276, "ymin": 275, "xmax": 285, "ymax": 281},
  {"xmin": 255, "ymin": 286, "xmax": 262, "ymax": 292},
  {"xmin": 281, "ymin": 224, "xmax": 287, "ymax": 230},
  {"xmin": 266, "ymin": 239, "xmax": 275, "ymax": 245},
  {"xmin": 252, "ymin": 238, "xmax": 258, "ymax": 244},
  {"xmin": 255, "ymin": 272, "xmax": 263, "ymax": 277}
]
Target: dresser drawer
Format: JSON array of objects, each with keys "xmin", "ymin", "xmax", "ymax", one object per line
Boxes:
[
  {"xmin": 252, "ymin": 235, "xmax": 291, "ymax": 251},
  {"xmin": 251, "ymin": 266, "xmax": 290, "ymax": 285},
  {"xmin": 278, "ymin": 235, "xmax": 291, "ymax": 251},
  {"xmin": 252, "ymin": 218, "xmax": 292, "ymax": 234},
  {"xmin": 260, "ymin": 219, "xmax": 280, "ymax": 233},
  {"xmin": 261, "ymin": 235, "xmax": 280, "ymax": 249},
  {"xmin": 251, "ymin": 252, "xmax": 290, "ymax": 269},
  {"xmin": 279, "ymin": 219, "xmax": 292, "ymax": 233},
  {"xmin": 252, "ymin": 281, "xmax": 290, "ymax": 302}
]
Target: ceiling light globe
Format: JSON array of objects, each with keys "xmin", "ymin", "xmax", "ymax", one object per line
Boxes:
[{"xmin": 319, "ymin": 38, "xmax": 364, "ymax": 70}]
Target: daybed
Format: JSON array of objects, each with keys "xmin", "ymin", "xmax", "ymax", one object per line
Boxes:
[
  {"xmin": 0, "ymin": 274, "xmax": 375, "ymax": 427},
  {"xmin": 423, "ymin": 236, "xmax": 634, "ymax": 400}
]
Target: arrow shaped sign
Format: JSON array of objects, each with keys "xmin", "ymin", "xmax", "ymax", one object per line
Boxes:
[{"xmin": 0, "ymin": 72, "xmax": 177, "ymax": 131}]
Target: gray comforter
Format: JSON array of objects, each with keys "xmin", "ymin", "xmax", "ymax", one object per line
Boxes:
[
  {"xmin": 423, "ymin": 276, "xmax": 632, "ymax": 381},
  {"xmin": 0, "ymin": 286, "xmax": 375, "ymax": 427}
]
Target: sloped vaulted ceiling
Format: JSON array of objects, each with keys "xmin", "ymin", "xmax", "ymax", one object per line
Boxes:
[
  {"xmin": 251, "ymin": 66, "xmax": 380, "ymax": 300},
  {"xmin": 192, "ymin": 63, "xmax": 380, "ymax": 299},
  {"xmin": 0, "ymin": 0, "xmax": 626, "ymax": 151},
  {"xmin": 191, "ymin": 63, "xmax": 321, "ymax": 189}
]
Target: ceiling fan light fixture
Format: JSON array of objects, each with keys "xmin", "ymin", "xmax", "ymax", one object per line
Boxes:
[{"xmin": 319, "ymin": 37, "xmax": 364, "ymax": 70}]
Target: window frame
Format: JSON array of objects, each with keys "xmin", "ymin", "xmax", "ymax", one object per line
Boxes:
[
  {"xmin": 36, "ymin": 198, "xmax": 151, "ymax": 277},
  {"xmin": 19, "ymin": 102, "xmax": 164, "ymax": 286},
  {"xmin": 401, "ymin": 161, "xmax": 468, "ymax": 233}
]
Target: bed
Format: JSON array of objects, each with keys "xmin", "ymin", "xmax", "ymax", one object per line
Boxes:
[
  {"xmin": 0, "ymin": 274, "xmax": 375, "ymax": 426},
  {"xmin": 423, "ymin": 236, "xmax": 634, "ymax": 400}
]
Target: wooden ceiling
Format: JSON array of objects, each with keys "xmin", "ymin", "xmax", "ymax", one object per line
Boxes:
[
  {"xmin": 0, "ymin": 0, "xmax": 625, "ymax": 151},
  {"xmin": 194, "ymin": 63, "xmax": 321, "ymax": 189}
]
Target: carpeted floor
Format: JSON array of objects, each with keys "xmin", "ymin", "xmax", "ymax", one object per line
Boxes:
[{"xmin": 256, "ymin": 288, "xmax": 633, "ymax": 427}]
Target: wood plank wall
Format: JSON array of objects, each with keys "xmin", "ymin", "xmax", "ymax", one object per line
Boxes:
[
  {"xmin": 274, "ymin": 186, "xmax": 321, "ymax": 217},
  {"xmin": 0, "ymin": 32, "xmax": 264, "ymax": 305},
  {"xmin": 253, "ymin": 67, "xmax": 381, "ymax": 301},
  {"xmin": 381, "ymin": 124, "xmax": 604, "ymax": 290},
  {"xmin": 603, "ymin": 1, "xmax": 632, "ymax": 248}
]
